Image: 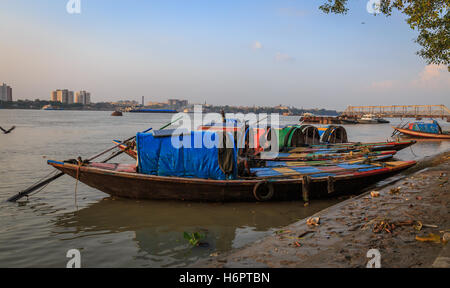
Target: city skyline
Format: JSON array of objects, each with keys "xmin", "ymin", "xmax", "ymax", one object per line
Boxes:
[
  {"xmin": 0, "ymin": 0, "xmax": 449, "ymax": 110},
  {"xmin": 51, "ymin": 89, "xmax": 91, "ymax": 104}
]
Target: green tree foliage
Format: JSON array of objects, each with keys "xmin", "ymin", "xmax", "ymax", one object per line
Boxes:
[{"xmin": 319, "ymin": 0, "xmax": 450, "ymax": 71}]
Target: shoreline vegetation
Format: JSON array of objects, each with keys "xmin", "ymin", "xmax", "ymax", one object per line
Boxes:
[{"xmin": 0, "ymin": 100, "xmax": 339, "ymax": 116}]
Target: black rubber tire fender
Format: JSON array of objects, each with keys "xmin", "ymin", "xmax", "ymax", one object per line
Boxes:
[{"xmin": 253, "ymin": 181, "xmax": 275, "ymax": 201}]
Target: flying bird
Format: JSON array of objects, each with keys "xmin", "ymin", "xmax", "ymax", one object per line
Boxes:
[{"xmin": 0, "ymin": 126, "xmax": 16, "ymax": 134}]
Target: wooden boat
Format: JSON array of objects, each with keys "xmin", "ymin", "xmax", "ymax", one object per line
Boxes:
[
  {"xmin": 393, "ymin": 121, "xmax": 450, "ymax": 139},
  {"xmin": 261, "ymin": 153, "xmax": 395, "ymax": 167},
  {"xmin": 258, "ymin": 150, "xmax": 396, "ymax": 161},
  {"xmin": 47, "ymin": 159, "xmax": 416, "ymax": 202},
  {"xmin": 287, "ymin": 140, "xmax": 416, "ymax": 152},
  {"xmin": 199, "ymin": 123, "xmax": 414, "ymax": 153},
  {"xmin": 393, "ymin": 127, "xmax": 450, "ymax": 139},
  {"xmin": 114, "ymin": 139, "xmax": 415, "ymax": 160}
]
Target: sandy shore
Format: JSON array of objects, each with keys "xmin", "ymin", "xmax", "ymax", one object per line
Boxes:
[{"xmin": 194, "ymin": 152, "xmax": 450, "ymax": 268}]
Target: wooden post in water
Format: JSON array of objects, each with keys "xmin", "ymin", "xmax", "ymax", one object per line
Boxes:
[
  {"xmin": 302, "ymin": 175, "xmax": 310, "ymax": 203},
  {"xmin": 327, "ymin": 176, "xmax": 335, "ymax": 194}
]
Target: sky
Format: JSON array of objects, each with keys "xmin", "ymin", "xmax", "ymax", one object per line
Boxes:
[{"xmin": 0, "ymin": 0, "xmax": 448, "ymax": 110}]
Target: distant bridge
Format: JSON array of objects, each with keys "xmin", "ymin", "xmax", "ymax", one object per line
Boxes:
[{"xmin": 342, "ymin": 105, "xmax": 450, "ymax": 120}]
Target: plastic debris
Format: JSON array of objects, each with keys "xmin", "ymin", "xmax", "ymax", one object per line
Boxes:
[
  {"xmin": 306, "ymin": 217, "xmax": 320, "ymax": 227},
  {"xmin": 370, "ymin": 191, "xmax": 380, "ymax": 198},
  {"xmin": 443, "ymin": 233, "xmax": 450, "ymax": 243},
  {"xmin": 413, "ymin": 221, "xmax": 423, "ymax": 231},
  {"xmin": 389, "ymin": 187, "xmax": 401, "ymax": 194}
]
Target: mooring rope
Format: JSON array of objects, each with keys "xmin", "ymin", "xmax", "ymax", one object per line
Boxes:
[
  {"xmin": 31, "ymin": 170, "xmax": 59, "ymax": 187},
  {"xmin": 27, "ymin": 180, "xmax": 52, "ymax": 198},
  {"xmin": 22, "ymin": 170, "xmax": 59, "ymax": 199},
  {"xmin": 73, "ymin": 159, "xmax": 82, "ymax": 211},
  {"xmin": 410, "ymin": 144, "xmax": 418, "ymax": 158}
]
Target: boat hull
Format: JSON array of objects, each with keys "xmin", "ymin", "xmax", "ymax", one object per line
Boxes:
[
  {"xmin": 394, "ymin": 127, "xmax": 450, "ymax": 139},
  {"xmin": 357, "ymin": 119, "xmax": 379, "ymax": 124},
  {"xmin": 48, "ymin": 160, "xmax": 416, "ymax": 202},
  {"xmin": 341, "ymin": 119, "xmax": 358, "ymax": 124}
]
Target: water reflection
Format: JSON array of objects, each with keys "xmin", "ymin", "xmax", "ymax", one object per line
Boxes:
[{"xmin": 52, "ymin": 198, "xmax": 339, "ymax": 267}]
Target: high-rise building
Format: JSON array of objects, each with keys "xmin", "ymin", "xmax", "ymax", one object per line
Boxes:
[
  {"xmin": 75, "ymin": 91, "xmax": 92, "ymax": 105},
  {"xmin": 0, "ymin": 83, "xmax": 12, "ymax": 102},
  {"xmin": 57, "ymin": 89, "xmax": 69, "ymax": 103},
  {"xmin": 0, "ymin": 84, "xmax": 6, "ymax": 101},
  {"xmin": 51, "ymin": 89, "xmax": 73, "ymax": 104},
  {"xmin": 68, "ymin": 91, "xmax": 74, "ymax": 104},
  {"xmin": 75, "ymin": 92, "xmax": 83, "ymax": 104},
  {"xmin": 7, "ymin": 86, "xmax": 12, "ymax": 102},
  {"xmin": 51, "ymin": 91, "xmax": 58, "ymax": 102},
  {"xmin": 52, "ymin": 89, "xmax": 90, "ymax": 104}
]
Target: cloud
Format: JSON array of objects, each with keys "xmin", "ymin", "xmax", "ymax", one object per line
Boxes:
[
  {"xmin": 418, "ymin": 64, "xmax": 447, "ymax": 82},
  {"xmin": 252, "ymin": 41, "xmax": 262, "ymax": 50},
  {"xmin": 275, "ymin": 52, "xmax": 295, "ymax": 63},
  {"xmin": 412, "ymin": 64, "xmax": 450, "ymax": 89}
]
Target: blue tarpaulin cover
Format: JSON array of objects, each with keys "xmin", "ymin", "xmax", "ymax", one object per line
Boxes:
[
  {"xmin": 411, "ymin": 121, "xmax": 440, "ymax": 134},
  {"xmin": 136, "ymin": 131, "xmax": 237, "ymax": 180}
]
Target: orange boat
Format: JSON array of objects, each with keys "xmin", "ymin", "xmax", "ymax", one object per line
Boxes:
[{"xmin": 393, "ymin": 121, "xmax": 450, "ymax": 139}]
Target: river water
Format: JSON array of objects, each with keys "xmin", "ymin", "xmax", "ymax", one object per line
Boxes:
[{"xmin": 0, "ymin": 109, "xmax": 449, "ymax": 267}]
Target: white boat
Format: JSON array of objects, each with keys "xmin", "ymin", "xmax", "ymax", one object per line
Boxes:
[{"xmin": 358, "ymin": 114, "xmax": 379, "ymax": 124}]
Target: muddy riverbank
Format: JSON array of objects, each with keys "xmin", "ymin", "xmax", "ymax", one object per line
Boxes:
[{"xmin": 194, "ymin": 151, "xmax": 450, "ymax": 268}]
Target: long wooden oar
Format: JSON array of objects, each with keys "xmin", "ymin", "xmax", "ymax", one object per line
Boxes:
[
  {"xmin": 7, "ymin": 117, "xmax": 181, "ymax": 202},
  {"xmin": 391, "ymin": 121, "xmax": 409, "ymax": 138},
  {"xmin": 6, "ymin": 128, "xmax": 152, "ymax": 203}
]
